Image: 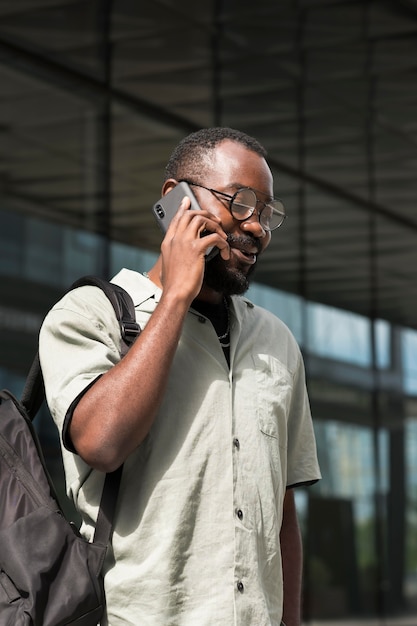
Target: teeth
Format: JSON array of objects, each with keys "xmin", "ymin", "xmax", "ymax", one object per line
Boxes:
[{"xmin": 233, "ymin": 246, "xmax": 256, "ymax": 258}]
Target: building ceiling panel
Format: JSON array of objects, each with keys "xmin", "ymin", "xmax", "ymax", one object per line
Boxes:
[{"xmin": 0, "ymin": 0, "xmax": 416, "ymax": 329}]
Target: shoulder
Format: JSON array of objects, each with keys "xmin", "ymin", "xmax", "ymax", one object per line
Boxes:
[
  {"xmin": 47, "ymin": 284, "xmax": 116, "ymax": 328},
  {"xmin": 40, "ymin": 278, "xmax": 130, "ymax": 349}
]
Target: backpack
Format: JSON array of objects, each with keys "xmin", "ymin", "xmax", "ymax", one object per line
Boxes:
[{"xmin": 0, "ymin": 276, "xmax": 141, "ymax": 626}]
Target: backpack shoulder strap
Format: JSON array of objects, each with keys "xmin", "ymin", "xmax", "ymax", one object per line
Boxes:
[
  {"xmin": 20, "ymin": 276, "xmax": 141, "ymax": 547},
  {"xmin": 21, "ymin": 275, "xmax": 140, "ymax": 417},
  {"xmin": 21, "ymin": 353, "xmax": 44, "ymax": 422},
  {"xmin": 69, "ymin": 275, "xmax": 141, "ymax": 356}
]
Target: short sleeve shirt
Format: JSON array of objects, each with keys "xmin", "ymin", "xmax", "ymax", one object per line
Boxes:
[{"xmin": 39, "ymin": 268, "xmax": 321, "ymax": 626}]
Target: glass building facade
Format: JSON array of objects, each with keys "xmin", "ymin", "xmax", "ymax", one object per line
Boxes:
[{"xmin": 1, "ymin": 2, "xmax": 416, "ymax": 624}]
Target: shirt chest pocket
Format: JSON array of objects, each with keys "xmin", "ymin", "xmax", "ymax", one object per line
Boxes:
[{"xmin": 252, "ymin": 353, "xmax": 293, "ymax": 448}]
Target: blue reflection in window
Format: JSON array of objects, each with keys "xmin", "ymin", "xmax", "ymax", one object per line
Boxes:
[
  {"xmin": 402, "ymin": 330, "xmax": 417, "ymax": 395},
  {"xmin": 306, "ymin": 303, "xmax": 371, "ymax": 367}
]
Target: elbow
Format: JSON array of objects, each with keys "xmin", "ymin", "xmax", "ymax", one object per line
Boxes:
[
  {"xmin": 75, "ymin": 439, "xmax": 126, "ymax": 473},
  {"xmin": 70, "ymin": 425, "xmax": 128, "ymax": 473},
  {"xmin": 70, "ymin": 401, "xmax": 149, "ymax": 472}
]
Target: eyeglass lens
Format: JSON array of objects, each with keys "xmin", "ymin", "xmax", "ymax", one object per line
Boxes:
[{"xmin": 231, "ymin": 189, "xmax": 285, "ymax": 230}]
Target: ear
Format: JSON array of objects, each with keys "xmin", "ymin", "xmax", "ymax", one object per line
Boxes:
[{"xmin": 161, "ymin": 178, "xmax": 178, "ymax": 196}]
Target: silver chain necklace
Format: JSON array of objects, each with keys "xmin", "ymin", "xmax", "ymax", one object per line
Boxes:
[{"xmin": 218, "ymin": 297, "xmax": 231, "ymax": 347}]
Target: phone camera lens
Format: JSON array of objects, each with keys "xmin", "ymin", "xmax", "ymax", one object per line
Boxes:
[{"xmin": 155, "ymin": 204, "xmax": 165, "ymax": 219}]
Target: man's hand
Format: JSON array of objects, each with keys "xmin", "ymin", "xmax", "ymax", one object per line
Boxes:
[{"xmin": 159, "ymin": 196, "xmax": 230, "ymax": 304}]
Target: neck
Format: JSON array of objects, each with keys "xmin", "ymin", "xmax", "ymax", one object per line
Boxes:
[{"xmin": 193, "ymin": 284, "xmax": 223, "ymax": 305}]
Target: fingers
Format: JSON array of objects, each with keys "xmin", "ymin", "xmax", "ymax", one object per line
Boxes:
[
  {"xmin": 165, "ymin": 201, "xmax": 229, "ymax": 259},
  {"xmin": 159, "ymin": 200, "xmax": 230, "ymax": 301}
]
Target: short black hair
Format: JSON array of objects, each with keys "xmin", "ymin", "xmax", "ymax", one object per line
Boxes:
[{"xmin": 164, "ymin": 127, "xmax": 268, "ymax": 182}]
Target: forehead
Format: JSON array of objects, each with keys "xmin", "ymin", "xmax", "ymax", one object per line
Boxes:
[{"xmin": 205, "ymin": 140, "xmax": 274, "ymax": 196}]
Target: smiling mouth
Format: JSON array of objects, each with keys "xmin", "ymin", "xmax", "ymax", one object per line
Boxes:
[
  {"xmin": 231, "ymin": 246, "xmax": 257, "ymax": 264},
  {"xmin": 226, "ymin": 234, "xmax": 261, "ymax": 265}
]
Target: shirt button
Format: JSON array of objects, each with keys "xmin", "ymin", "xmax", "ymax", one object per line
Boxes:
[
  {"xmin": 237, "ymin": 580, "xmax": 244, "ymax": 593},
  {"xmin": 198, "ymin": 316, "xmax": 206, "ymax": 324},
  {"xmin": 235, "ymin": 508, "xmax": 243, "ymax": 520},
  {"xmin": 233, "ymin": 437, "xmax": 240, "ymax": 449}
]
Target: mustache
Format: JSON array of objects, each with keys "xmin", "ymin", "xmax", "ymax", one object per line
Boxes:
[{"xmin": 226, "ymin": 233, "xmax": 262, "ymax": 254}]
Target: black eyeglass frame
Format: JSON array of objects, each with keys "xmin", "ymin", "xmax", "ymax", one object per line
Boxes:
[{"xmin": 179, "ymin": 180, "xmax": 286, "ymax": 231}]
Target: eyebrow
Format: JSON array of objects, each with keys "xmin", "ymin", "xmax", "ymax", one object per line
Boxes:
[{"xmin": 226, "ymin": 182, "xmax": 274, "ymax": 201}]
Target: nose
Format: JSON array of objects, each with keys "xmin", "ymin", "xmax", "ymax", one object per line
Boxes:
[{"xmin": 240, "ymin": 211, "xmax": 268, "ymax": 240}]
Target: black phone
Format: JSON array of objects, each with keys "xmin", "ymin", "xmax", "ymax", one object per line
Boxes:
[{"xmin": 152, "ymin": 181, "xmax": 218, "ymax": 260}]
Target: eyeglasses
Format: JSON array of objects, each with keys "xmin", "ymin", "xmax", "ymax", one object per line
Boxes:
[{"xmin": 180, "ymin": 180, "xmax": 286, "ymax": 231}]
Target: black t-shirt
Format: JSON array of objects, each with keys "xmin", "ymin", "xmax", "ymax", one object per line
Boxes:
[{"xmin": 192, "ymin": 297, "xmax": 230, "ymax": 365}]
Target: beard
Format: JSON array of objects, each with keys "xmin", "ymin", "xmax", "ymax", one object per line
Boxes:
[{"xmin": 203, "ymin": 233, "xmax": 260, "ymax": 296}]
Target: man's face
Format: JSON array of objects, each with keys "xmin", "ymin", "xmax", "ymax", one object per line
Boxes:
[{"xmin": 191, "ymin": 140, "xmax": 274, "ymax": 296}]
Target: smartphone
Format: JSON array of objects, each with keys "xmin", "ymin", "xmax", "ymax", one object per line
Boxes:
[{"xmin": 152, "ymin": 181, "xmax": 218, "ymax": 260}]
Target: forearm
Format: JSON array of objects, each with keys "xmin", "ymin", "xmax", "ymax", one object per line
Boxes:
[
  {"xmin": 280, "ymin": 489, "xmax": 303, "ymax": 626},
  {"xmin": 64, "ymin": 202, "xmax": 230, "ymax": 472},
  {"xmin": 70, "ymin": 288, "xmax": 191, "ymax": 472}
]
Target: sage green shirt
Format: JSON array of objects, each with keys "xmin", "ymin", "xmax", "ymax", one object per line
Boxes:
[{"xmin": 39, "ymin": 268, "xmax": 321, "ymax": 626}]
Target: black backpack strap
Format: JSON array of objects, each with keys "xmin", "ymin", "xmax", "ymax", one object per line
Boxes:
[
  {"xmin": 93, "ymin": 464, "xmax": 124, "ymax": 546},
  {"xmin": 21, "ymin": 276, "xmax": 141, "ymax": 419},
  {"xmin": 69, "ymin": 275, "xmax": 141, "ymax": 356},
  {"xmin": 21, "ymin": 275, "xmax": 141, "ymax": 548},
  {"xmin": 21, "ymin": 352, "xmax": 45, "ymax": 420}
]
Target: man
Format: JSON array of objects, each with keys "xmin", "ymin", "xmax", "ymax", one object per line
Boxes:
[{"xmin": 39, "ymin": 127, "xmax": 321, "ymax": 626}]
